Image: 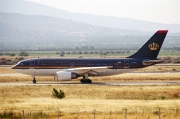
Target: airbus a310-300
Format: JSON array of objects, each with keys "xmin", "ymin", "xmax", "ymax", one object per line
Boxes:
[{"xmin": 12, "ymin": 30, "xmax": 168, "ymax": 84}]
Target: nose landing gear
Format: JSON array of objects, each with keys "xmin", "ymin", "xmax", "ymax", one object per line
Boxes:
[{"xmin": 33, "ymin": 77, "xmax": 36, "ymax": 84}]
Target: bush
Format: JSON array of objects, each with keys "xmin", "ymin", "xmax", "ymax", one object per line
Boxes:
[
  {"xmin": 5, "ymin": 59, "xmax": 14, "ymax": 65},
  {"xmin": 1, "ymin": 58, "xmax": 6, "ymax": 60},
  {"xmin": 0, "ymin": 111, "xmax": 14, "ymax": 118},
  {"xmin": 51, "ymin": 88, "xmax": 66, "ymax": 99},
  {"xmin": 59, "ymin": 51, "xmax": 65, "ymax": 57},
  {"xmin": 19, "ymin": 51, "xmax": 29, "ymax": 56},
  {"xmin": 10, "ymin": 53, "xmax": 15, "ymax": 56},
  {"xmin": 153, "ymin": 111, "xmax": 159, "ymax": 115}
]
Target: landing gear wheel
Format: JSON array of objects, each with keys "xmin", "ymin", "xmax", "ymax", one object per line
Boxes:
[
  {"xmin": 80, "ymin": 79, "xmax": 92, "ymax": 84},
  {"xmin": 80, "ymin": 79, "xmax": 84, "ymax": 83},
  {"xmin": 87, "ymin": 79, "xmax": 92, "ymax": 83},
  {"xmin": 33, "ymin": 78, "xmax": 36, "ymax": 84}
]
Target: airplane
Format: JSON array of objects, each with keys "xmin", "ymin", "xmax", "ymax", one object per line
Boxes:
[{"xmin": 12, "ymin": 30, "xmax": 168, "ymax": 84}]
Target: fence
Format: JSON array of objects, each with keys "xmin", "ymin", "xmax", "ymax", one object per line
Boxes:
[{"xmin": 0, "ymin": 108, "xmax": 179, "ymax": 119}]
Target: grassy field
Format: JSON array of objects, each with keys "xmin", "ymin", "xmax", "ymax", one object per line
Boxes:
[
  {"xmin": 0, "ymin": 85, "xmax": 180, "ymax": 118},
  {"xmin": 0, "ymin": 66, "xmax": 180, "ymax": 118}
]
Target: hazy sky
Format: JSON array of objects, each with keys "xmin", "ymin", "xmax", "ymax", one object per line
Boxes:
[{"xmin": 27, "ymin": 0, "xmax": 180, "ymax": 24}]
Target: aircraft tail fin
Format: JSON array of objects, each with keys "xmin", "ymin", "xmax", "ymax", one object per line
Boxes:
[{"xmin": 128, "ymin": 30, "xmax": 168, "ymax": 59}]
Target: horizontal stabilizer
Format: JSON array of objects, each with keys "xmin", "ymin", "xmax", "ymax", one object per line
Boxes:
[{"xmin": 143, "ymin": 59, "xmax": 166, "ymax": 65}]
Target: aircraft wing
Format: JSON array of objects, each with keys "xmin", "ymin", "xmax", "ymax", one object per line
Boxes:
[{"xmin": 64, "ymin": 66, "xmax": 113, "ymax": 75}]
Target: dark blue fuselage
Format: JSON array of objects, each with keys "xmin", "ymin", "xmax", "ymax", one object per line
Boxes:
[{"xmin": 13, "ymin": 58, "xmax": 146, "ymax": 69}]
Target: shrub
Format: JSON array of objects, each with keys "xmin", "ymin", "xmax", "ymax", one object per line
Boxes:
[
  {"xmin": 3, "ymin": 53, "xmax": 10, "ymax": 55},
  {"xmin": 5, "ymin": 59, "xmax": 14, "ymax": 65},
  {"xmin": 19, "ymin": 51, "xmax": 29, "ymax": 56},
  {"xmin": 10, "ymin": 53, "xmax": 15, "ymax": 56},
  {"xmin": 0, "ymin": 111, "xmax": 15, "ymax": 118},
  {"xmin": 153, "ymin": 111, "xmax": 159, "ymax": 115},
  {"xmin": 51, "ymin": 88, "xmax": 66, "ymax": 99},
  {"xmin": 59, "ymin": 51, "xmax": 65, "ymax": 57},
  {"xmin": 1, "ymin": 58, "xmax": 6, "ymax": 60}
]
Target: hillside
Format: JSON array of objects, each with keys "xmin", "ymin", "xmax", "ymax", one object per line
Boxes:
[
  {"xmin": 0, "ymin": 12, "xmax": 138, "ymax": 51},
  {"xmin": 0, "ymin": 12, "xmax": 180, "ymax": 51}
]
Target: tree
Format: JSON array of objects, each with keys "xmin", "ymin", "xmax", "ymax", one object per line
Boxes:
[
  {"xmin": 88, "ymin": 51, "xmax": 93, "ymax": 54},
  {"xmin": 4, "ymin": 53, "xmax": 10, "ymax": 55},
  {"xmin": 56, "ymin": 52, "xmax": 59, "ymax": 55},
  {"xmin": 71, "ymin": 51, "xmax": 76, "ymax": 54},
  {"xmin": 5, "ymin": 59, "xmax": 14, "ymax": 65},
  {"xmin": 94, "ymin": 51, "xmax": 98, "ymax": 54},
  {"xmin": 110, "ymin": 50, "xmax": 115, "ymax": 54},
  {"xmin": 83, "ymin": 51, "xmax": 88, "ymax": 54},
  {"xmin": 77, "ymin": 51, "xmax": 82, "ymax": 54},
  {"xmin": 126, "ymin": 50, "xmax": 130, "ymax": 54},
  {"xmin": 99, "ymin": 51, "xmax": 103, "ymax": 55},
  {"xmin": 59, "ymin": 51, "xmax": 65, "ymax": 57},
  {"xmin": 66, "ymin": 51, "xmax": 70, "ymax": 54},
  {"xmin": 10, "ymin": 53, "xmax": 15, "ymax": 56},
  {"xmin": 19, "ymin": 51, "xmax": 29, "ymax": 56}
]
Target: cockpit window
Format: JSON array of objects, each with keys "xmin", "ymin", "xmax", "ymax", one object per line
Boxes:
[{"xmin": 17, "ymin": 62, "xmax": 23, "ymax": 66}]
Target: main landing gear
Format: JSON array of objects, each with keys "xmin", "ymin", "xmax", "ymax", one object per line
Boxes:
[
  {"xmin": 33, "ymin": 77, "xmax": 36, "ymax": 84},
  {"xmin": 80, "ymin": 79, "xmax": 92, "ymax": 84},
  {"xmin": 80, "ymin": 74, "xmax": 92, "ymax": 84}
]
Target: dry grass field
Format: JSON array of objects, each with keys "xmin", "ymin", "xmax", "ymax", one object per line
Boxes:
[
  {"xmin": 0, "ymin": 85, "xmax": 180, "ymax": 118},
  {"xmin": 0, "ymin": 66, "xmax": 15, "ymax": 73},
  {"xmin": 0, "ymin": 66, "xmax": 180, "ymax": 118}
]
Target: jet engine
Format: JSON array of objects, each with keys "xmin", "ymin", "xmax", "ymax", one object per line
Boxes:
[{"xmin": 56, "ymin": 71, "xmax": 78, "ymax": 81}]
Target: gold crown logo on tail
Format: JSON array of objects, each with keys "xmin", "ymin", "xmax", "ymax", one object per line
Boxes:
[{"xmin": 148, "ymin": 42, "xmax": 159, "ymax": 50}]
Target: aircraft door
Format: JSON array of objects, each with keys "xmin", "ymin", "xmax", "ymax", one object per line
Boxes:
[
  {"xmin": 124, "ymin": 60, "xmax": 129, "ymax": 68},
  {"xmin": 71, "ymin": 62, "xmax": 74, "ymax": 67},
  {"xmin": 117, "ymin": 61, "xmax": 123, "ymax": 69},
  {"xmin": 30, "ymin": 61, "xmax": 35, "ymax": 69}
]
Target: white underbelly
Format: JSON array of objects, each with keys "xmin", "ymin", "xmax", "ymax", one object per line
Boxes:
[
  {"xmin": 14, "ymin": 68, "xmax": 137, "ymax": 77},
  {"xmin": 14, "ymin": 69, "xmax": 59, "ymax": 76}
]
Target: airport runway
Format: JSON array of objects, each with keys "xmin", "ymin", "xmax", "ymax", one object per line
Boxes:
[
  {"xmin": 0, "ymin": 72, "xmax": 180, "ymax": 76},
  {"xmin": 0, "ymin": 72, "xmax": 179, "ymax": 86},
  {"xmin": 0, "ymin": 81, "xmax": 179, "ymax": 86},
  {"xmin": 0, "ymin": 73, "xmax": 27, "ymax": 76}
]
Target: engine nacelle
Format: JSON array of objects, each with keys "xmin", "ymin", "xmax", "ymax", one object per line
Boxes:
[{"xmin": 56, "ymin": 71, "xmax": 78, "ymax": 81}]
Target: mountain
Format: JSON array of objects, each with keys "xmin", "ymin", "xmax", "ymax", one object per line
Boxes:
[
  {"xmin": 0, "ymin": 0, "xmax": 180, "ymax": 33},
  {"xmin": 0, "ymin": 12, "xmax": 139, "ymax": 37},
  {"xmin": 0, "ymin": 12, "xmax": 140, "ymax": 51},
  {"xmin": 0, "ymin": 12, "xmax": 179, "ymax": 51}
]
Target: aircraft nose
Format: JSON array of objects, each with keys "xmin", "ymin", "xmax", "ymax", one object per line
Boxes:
[{"xmin": 12, "ymin": 64, "xmax": 17, "ymax": 69}]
